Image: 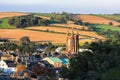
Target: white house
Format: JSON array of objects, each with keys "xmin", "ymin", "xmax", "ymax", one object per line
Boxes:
[
  {"xmin": 0, "ymin": 60, "xmax": 8, "ymax": 69},
  {"xmin": 55, "ymin": 47, "xmax": 66, "ymax": 53},
  {"xmin": 0, "ymin": 60, "xmax": 16, "ymax": 74}
]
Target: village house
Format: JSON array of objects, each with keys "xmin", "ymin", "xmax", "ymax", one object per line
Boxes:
[
  {"xmin": 43, "ymin": 57, "xmax": 69, "ymax": 68},
  {"xmin": 0, "ymin": 60, "xmax": 17, "ymax": 74}
]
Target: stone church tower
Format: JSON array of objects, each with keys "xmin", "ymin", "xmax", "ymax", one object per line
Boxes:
[{"xmin": 66, "ymin": 23, "xmax": 79, "ymax": 54}]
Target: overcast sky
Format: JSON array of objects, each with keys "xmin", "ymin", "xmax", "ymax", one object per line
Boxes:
[{"xmin": 0, "ymin": 0, "xmax": 120, "ymax": 14}]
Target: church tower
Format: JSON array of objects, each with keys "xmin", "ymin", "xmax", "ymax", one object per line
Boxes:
[{"xmin": 66, "ymin": 22, "xmax": 79, "ymax": 54}]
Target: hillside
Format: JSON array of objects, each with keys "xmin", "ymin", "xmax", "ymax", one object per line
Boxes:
[
  {"xmin": 26, "ymin": 25, "xmax": 105, "ymax": 40},
  {"xmin": 0, "ymin": 12, "xmax": 28, "ymax": 19},
  {"xmin": 0, "ymin": 12, "xmax": 106, "ymax": 44},
  {"xmin": 74, "ymin": 14, "xmax": 120, "ymax": 26},
  {"xmin": 0, "ymin": 29, "xmax": 66, "ymax": 43}
]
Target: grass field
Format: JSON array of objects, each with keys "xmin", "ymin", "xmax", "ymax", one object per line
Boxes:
[
  {"xmin": 95, "ymin": 24, "xmax": 120, "ymax": 32},
  {"xmin": 0, "ymin": 18, "xmax": 15, "ymax": 29}
]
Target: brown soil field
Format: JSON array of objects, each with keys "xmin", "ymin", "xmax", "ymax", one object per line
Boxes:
[
  {"xmin": 26, "ymin": 26, "xmax": 105, "ymax": 40},
  {"xmin": 0, "ymin": 12, "xmax": 28, "ymax": 19},
  {"xmin": 51, "ymin": 23, "xmax": 89, "ymax": 30},
  {"xmin": 74, "ymin": 15, "xmax": 120, "ymax": 26},
  {"xmin": 0, "ymin": 28, "xmax": 105, "ymax": 44},
  {"xmin": 0, "ymin": 29, "xmax": 66, "ymax": 43}
]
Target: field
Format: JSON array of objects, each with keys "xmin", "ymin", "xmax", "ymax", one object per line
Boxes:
[
  {"xmin": 95, "ymin": 24, "xmax": 120, "ymax": 32},
  {"xmin": 26, "ymin": 26, "xmax": 105, "ymax": 40},
  {"xmin": 0, "ymin": 12, "xmax": 106, "ymax": 44},
  {"xmin": 0, "ymin": 18, "xmax": 15, "ymax": 29},
  {"xmin": 0, "ymin": 12, "xmax": 28, "ymax": 19},
  {"xmin": 74, "ymin": 14, "xmax": 120, "ymax": 26},
  {"xmin": 0, "ymin": 21, "xmax": 105, "ymax": 44},
  {"xmin": 33, "ymin": 13, "xmax": 64, "ymax": 18},
  {"xmin": 0, "ymin": 28, "xmax": 101, "ymax": 43},
  {"xmin": 0, "ymin": 29, "xmax": 66, "ymax": 43},
  {"xmin": 94, "ymin": 14, "xmax": 120, "ymax": 22}
]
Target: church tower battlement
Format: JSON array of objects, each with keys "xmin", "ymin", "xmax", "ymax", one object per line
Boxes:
[{"xmin": 66, "ymin": 22, "xmax": 79, "ymax": 54}]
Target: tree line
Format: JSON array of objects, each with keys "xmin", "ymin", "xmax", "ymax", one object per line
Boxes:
[
  {"xmin": 60, "ymin": 40, "xmax": 120, "ymax": 80},
  {"xmin": 8, "ymin": 15, "xmax": 50, "ymax": 28},
  {"xmin": 50, "ymin": 12, "xmax": 73, "ymax": 24}
]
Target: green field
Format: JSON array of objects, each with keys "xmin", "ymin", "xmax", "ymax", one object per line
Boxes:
[
  {"xmin": 102, "ymin": 67, "xmax": 120, "ymax": 79},
  {"xmin": 0, "ymin": 18, "xmax": 15, "ymax": 29},
  {"xmin": 95, "ymin": 24, "xmax": 120, "ymax": 32}
]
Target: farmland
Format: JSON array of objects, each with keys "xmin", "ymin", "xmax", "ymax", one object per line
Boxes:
[
  {"xmin": 0, "ymin": 12, "xmax": 28, "ymax": 19},
  {"xmin": 0, "ymin": 29, "xmax": 66, "ymax": 43},
  {"xmin": 95, "ymin": 24, "xmax": 120, "ymax": 32},
  {"xmin": 26, "ymin": 25, "xmax": 105, "ymax": 40},
  {"xmin": 0, "ymin": 12, "xmax": 108, "ymax": 44},
  {"xmin": 94, "ymin": 14, "xmax": 120, "ymax": 23},
  {"xmin": 74, "ymin": 14, "xmax": 120, "ymax": 26},
  {"xmin": 0, "ymin": 18, "xmax": 15, "ymax": 29}
]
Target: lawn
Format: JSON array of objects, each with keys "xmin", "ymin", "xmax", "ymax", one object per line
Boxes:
[
  {"xmin": 0, "ymin": 18, "xmax": 15, "ymax": 29},
  {"xmin": 95, "ymin": 24, "xmax": 120, "ymax": 32}
]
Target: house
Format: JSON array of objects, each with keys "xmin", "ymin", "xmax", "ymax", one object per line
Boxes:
[
  {"xmin": 0, "ymin": 60, "xmax": 8, "ymax": 69},
  {"xmin": 0, "ymin": 60, "xmax": 17, "ymax": 74},
  {"xmin": 43, "ymin": 57, "xmax": 69, "ymax": 68},
  {"xmin": 11, "ymin": 70, "xmax": 31, "ymax": 79},
  {"xmin": 55, "ymin": 47, "xmax": 66, "ymax": 53},
  {"xmin": 79, "ymin": 48, "xmax": 92, "ymax": 53},
  {"xmin": 0, "ymin": 53, "xmax": 15, "ymax": 61},
  {"xmin": 35, "ymin": 46, "xmax": 47, "ymax": 53},
  {"xmin": 5, "ymin": 60, "xmax": 17, "ymax": 72},
  {"xmin": 43, "ymin": 57, "xmax": 62, "ymax": 68}
]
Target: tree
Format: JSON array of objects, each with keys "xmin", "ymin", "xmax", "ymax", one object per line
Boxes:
[
  {"xmin": 60, "ymin": 40, "xmax": 120, "ymax": 80},
  {"xmin": 59, "ymin": 66, "xmax": 69, "ymax": 78},
  {"xmin": 16, "ymin": 63, "xmax": 26, "ymax": 73},
  {"xmin": 8, "ymin": 15, "xmax": 50, "ymax": 28},
  {"xmin": 60, "ymin": 17, "xmax": 67, "ymax": 24},
  {"xmin": 20, "ymin": 36, "xmax": 30, "ymax": 43},
  {"xmin": 109, "ymin": 22, "xmax": 113, "ymax": 25},
  {"xmin": 32, "ymin": 64, "xmax": 55, "ymax": 78}
]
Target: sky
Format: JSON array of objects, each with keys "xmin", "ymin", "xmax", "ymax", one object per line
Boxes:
[{"xmin": 0, "ymin": 0, "xmax": 120, "ymax": 14}]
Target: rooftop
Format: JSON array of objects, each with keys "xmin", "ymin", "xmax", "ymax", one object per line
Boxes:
[{"xmin": 49, "ymin": 57, "xmax": 62, "ymax": 63}]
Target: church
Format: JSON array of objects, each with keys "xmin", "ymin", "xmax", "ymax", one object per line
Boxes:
[{"xmin": 66, "ymin": 23, "xmax": 79, "ymax": 54}]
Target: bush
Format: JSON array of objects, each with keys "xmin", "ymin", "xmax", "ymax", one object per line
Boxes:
[{"xmin": 109, "ymin": 22, "xmax": 113, "ymax": 25}]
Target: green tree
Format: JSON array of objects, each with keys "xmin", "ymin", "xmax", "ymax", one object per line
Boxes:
[{"xmin": 109, "ymin": 22, "xmax": 113, "ymax": 25}]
